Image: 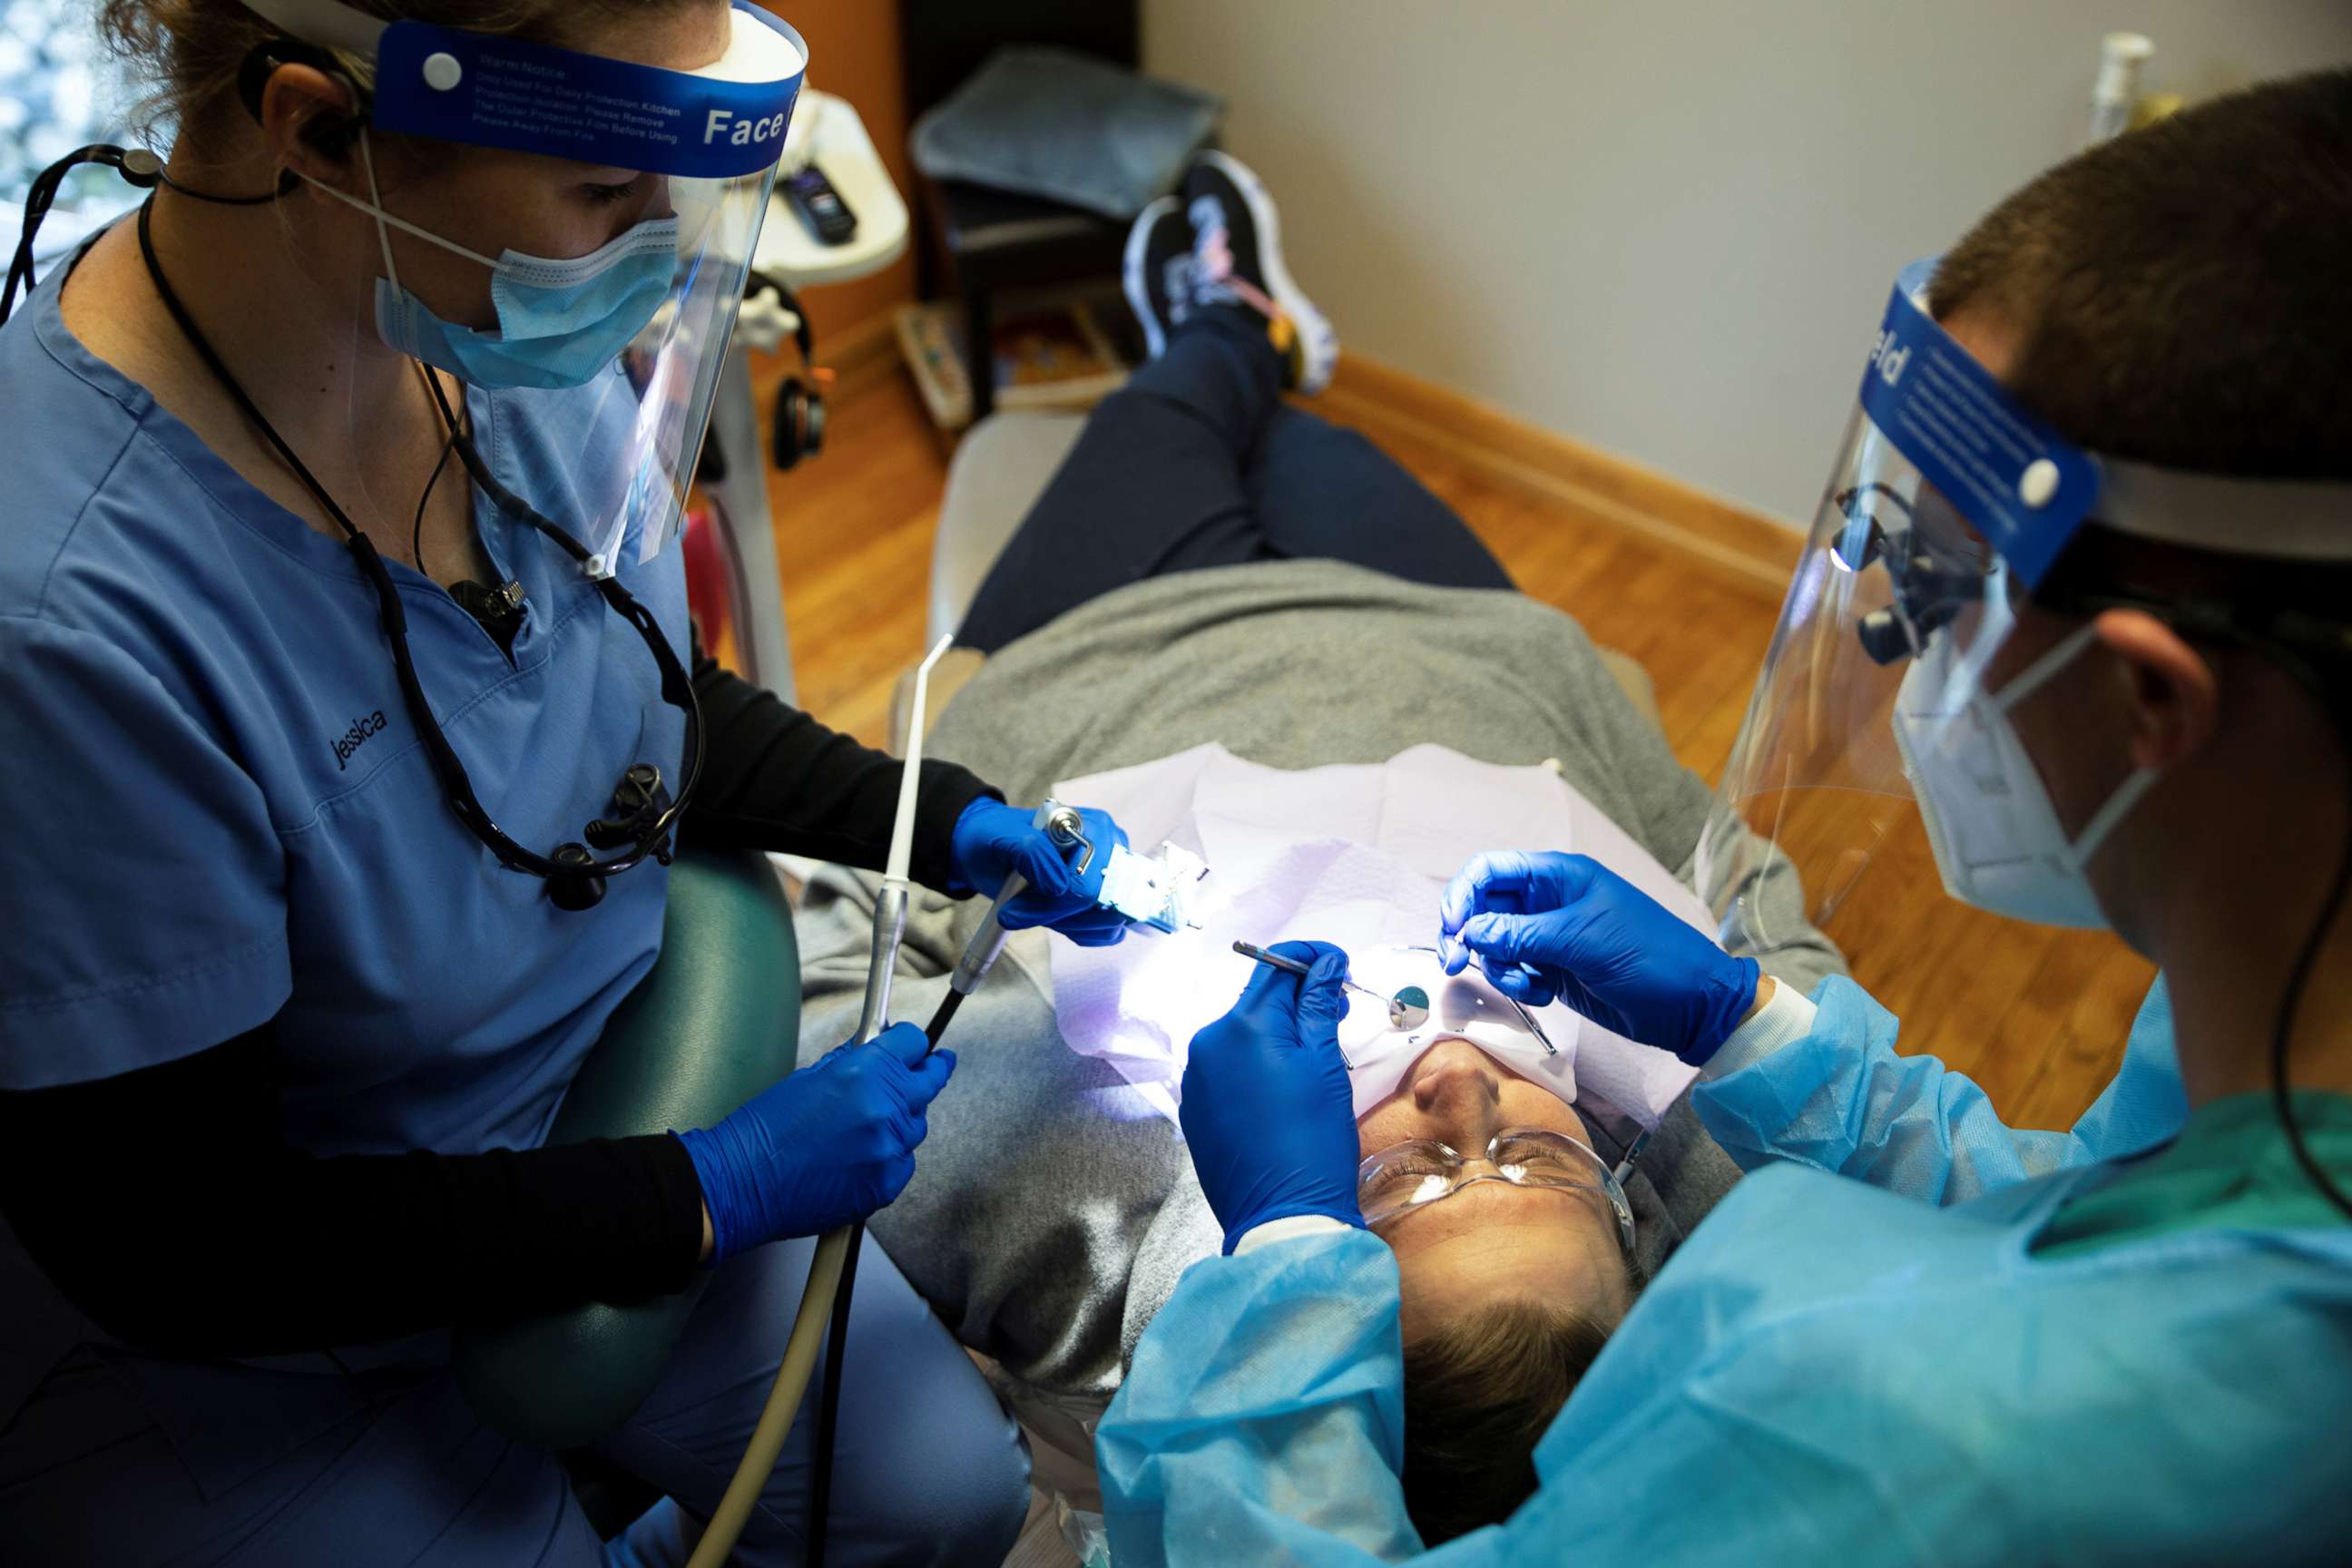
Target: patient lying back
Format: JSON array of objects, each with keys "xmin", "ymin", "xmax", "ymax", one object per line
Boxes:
[{"xmin": 1325, "ymin": 951, "xmax": 1646, "ymax": 1542}]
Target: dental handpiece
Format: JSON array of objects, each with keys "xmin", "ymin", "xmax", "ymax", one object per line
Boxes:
[
  {"xmin": 926, "ymin": 805, "xmax": 1090, "ymax": 1057},
  {"xmin": 947, "ymin": 869, "xmax": 1028, "ymax": 998},
  {"xmin": 946, "ymin": 802, "xmax": 1092, "ymax": 998},
  {"xmin": 853, "ymin": 882, "xmax": 907, "ymax": 1045}
]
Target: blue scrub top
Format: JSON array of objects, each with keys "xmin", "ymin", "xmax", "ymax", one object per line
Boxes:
[{"xmin": 0, "ymin": 256, "xmax": 683, "ymax": 1146}]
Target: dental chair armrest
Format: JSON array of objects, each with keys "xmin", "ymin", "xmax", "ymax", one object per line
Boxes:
[{"xmin": 453, "ymin": 847, "xmax": 800, "ymax": 1449}]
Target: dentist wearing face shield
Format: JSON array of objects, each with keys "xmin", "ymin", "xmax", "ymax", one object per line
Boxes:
[
  {"xmin": 1096, "ymin": 74, "xmax": 2352, "ymax": 1567},
  {"xmin": 0, "ymin": 1, "xmax": 1132, "ymax": 1561}
]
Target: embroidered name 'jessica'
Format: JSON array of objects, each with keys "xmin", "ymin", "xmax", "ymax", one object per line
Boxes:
[{"xmin": 333, "ymin": 710, "xmax": 389, "ymax": 771}]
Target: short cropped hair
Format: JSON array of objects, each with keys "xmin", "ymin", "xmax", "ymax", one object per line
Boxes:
[
  {"xmin": 1928, "ymin": 69, "xmax": 2352, "ymax": 480},
  {"xmin": 1398, "ymin": 1296, "xmax": 1619, "ymax": 1545}
]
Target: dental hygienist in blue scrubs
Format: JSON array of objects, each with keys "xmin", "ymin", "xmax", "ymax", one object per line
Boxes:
[{"xmin": 0, "ymin": 2, "xmax": 1123, "ymax": 1562}]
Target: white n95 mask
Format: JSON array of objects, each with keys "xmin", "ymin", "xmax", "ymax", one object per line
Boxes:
[{"xmin": 1892, "ymin": 621, "xmax": 2158, "ymax": 929}]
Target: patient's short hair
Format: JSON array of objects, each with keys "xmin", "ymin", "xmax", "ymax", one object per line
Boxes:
[{"xmin": 1399, "ymin": 1295, "xmax": 1618, "ymax": 1544}]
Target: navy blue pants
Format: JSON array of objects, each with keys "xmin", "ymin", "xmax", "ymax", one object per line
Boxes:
[
  {"xmin": 956, "ymin": 311, "xmax": 1514, "ymax": 653},
  {"xmin": 0, "ymin": 1234, "xmax": 1028, "ymax": 1566}
]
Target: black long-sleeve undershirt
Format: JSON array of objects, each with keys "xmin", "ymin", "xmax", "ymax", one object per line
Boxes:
[
  {"xmin": 0, "ymin": 1028, "xmax": 704, "ymax": 1356},
  {"xmin": 0, "ymin": 651, "xmax": 999, "ymax": 1357},
  {"xmin": 682, "ymin": 639, "xmax": 996, "ymax": 887}
]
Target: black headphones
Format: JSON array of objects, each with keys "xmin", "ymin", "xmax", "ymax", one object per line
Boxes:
[{"xmin": 750, "ymin": 270, "xmax": 828, "ymax": 471}]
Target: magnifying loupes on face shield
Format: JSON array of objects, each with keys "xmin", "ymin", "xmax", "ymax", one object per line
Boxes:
[
  {"xmin": 1831, "ymin": 482, "xmax": 2003, "ymax": 668},
  {"xmin": 1699, "ymin": 250, "xmax": 2352, "ymax": 966}
]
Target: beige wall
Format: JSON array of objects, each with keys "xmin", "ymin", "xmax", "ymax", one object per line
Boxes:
[{"xmin": 1144, "ymin": 1, "xmax": 2352, "ymax": 525}]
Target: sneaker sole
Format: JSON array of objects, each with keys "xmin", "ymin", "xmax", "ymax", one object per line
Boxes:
[
  {"xmin": 1122, "ymin": 194, "xmax": 1181, "ymax": 361},
  {"xmin": 1191, "ymin": 149, "xmax": 1338, "ymax": 393}
]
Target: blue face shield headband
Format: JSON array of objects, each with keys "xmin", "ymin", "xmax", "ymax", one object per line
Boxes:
[
  {"xmin": 242, "ymin": 0, "xmax": 808, "ymax": 180},
  {"xmin": 240, "ymin": 0, "xmax": 807, "ymax": 570},
  {"xmin": 1700, "ymin": 254, "xmax": 2352, "ymax": 1212},
  {"xmin": 1702, "ymin": 254, "xmax": 2352, "ymax": 949},
  {"xmin": 0, "ymin": 1, "xmax": 807, "ymax": 910},
  {"xmin": 1845, "ymin": 259, "xmax": 2352, "ymax": 619}
]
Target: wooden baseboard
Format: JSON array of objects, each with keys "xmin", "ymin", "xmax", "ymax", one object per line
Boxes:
[{"xmin": 1315, "ymin": 354, "xmax": 1802, "ymax": 592}]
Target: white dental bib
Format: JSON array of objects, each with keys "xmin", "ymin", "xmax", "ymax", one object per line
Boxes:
[
  {"xmin": 1334, "ymin": 946, "xmax": 1577, "ymax": 1116},
  {"xmin": 1044, "ymin": 743, "xmax": 1718, "ymax": 1130}
]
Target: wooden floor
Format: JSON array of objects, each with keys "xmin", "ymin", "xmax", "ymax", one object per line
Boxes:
[{"xmin": 748, "ymin": 354, "xmax": 2159, "ymax": 1127}]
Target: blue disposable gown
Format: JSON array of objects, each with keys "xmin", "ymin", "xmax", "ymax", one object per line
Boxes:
[{"xmin": 1096, "ymin": 978, "xmax": 2352, "ymax": 1564}]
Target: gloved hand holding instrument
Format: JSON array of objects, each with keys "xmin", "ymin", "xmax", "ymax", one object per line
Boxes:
[
  {"xmin": 675, "ymin": 1021, "xmax": 953, "ymax": 1261},
  {"xmin": 948, "ymin": 797, "xmax": 1130, "ymax": 947},
  {"xmin": 799, "ymin": 794, "xmax": 1118, "ymax": 1565},
  {"xmin": 677, "ymin": 639, "xmax": 952, "ymax": 1568},
  {"xmin": 1182, "ymin": 939, "xmax": 1366, "ymax": 1252},
  {"xmin": 683, "ymin": 641, "xmax": 1142, "ymax": 1568},
  {"xmin": 1438, "ymin": 850, "xmax": 1762, "ymax": 1067}
]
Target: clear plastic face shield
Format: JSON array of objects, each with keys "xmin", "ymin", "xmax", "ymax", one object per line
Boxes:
[
  {"xmin": 1699, "ymin": 259, "xmax": 2352, "ymax": 950},
  {"xmin": 242, "ymin": 0, "xmax": 805, "ymax": 574}
]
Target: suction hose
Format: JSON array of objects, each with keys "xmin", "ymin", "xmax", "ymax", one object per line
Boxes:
[
  {"xmin": 684, "ymin": 637, "xmax": 952, "ymax": 1568},
  {"xmin": 682, "ymin": 1228, "xmax": 848, "ymax": 1568}
]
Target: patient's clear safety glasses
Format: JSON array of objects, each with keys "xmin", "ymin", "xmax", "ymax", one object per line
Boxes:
[{"xmin": 1357, "ymin": 1128, "xmax": 1636, "ymax": 1252}]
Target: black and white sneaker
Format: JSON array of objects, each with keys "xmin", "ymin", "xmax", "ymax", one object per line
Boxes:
[
  {"xmin": 1180, "ymin": 150, "xmax": 1338, "ymax": 393},
  {"xmin": 1122, "ymin": 194, "xmax": 1194, "ymax": 361}
]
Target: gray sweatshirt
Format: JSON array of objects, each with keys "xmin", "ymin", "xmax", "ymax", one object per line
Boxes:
[{"xmin": 793, "ymin": 560, "xmax": 1843, "ymax": 1402}]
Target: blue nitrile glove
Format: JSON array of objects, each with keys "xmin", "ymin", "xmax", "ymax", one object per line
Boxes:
[
  {"xmin": 1181, "ymin": 939, "xmax": 1364, "ymax": 1252},
  {"xmin": 949, "ymin": 799, "xmax": 1132, "ymax": 946},
  {"xmin": 1438, "ymin": 850, "xmax": 1760, "ymax": 1066},
  {"xmin": 674, "ymin": 1022, "xmax": 954, "ymax": 1263}
]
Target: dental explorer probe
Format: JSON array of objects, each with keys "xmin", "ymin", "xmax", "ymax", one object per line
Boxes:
[
  {"xmin": 1232, "ymin": 940, "xmax": 1432, "ymax": 1032},
  {"xmin": 685, "ymin": 636, "xmax": 953, "ymax": 1568}
]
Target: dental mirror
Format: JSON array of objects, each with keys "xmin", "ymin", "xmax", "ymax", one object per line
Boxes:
[{"xmin": 1231, "ymin": 941, "xmax": 1431, "ymax": 1033}]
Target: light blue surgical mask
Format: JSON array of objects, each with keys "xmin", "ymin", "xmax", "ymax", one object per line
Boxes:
[{"xmin": 306, "ymin": 132, "xmax": 680, "ymax": 390}]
